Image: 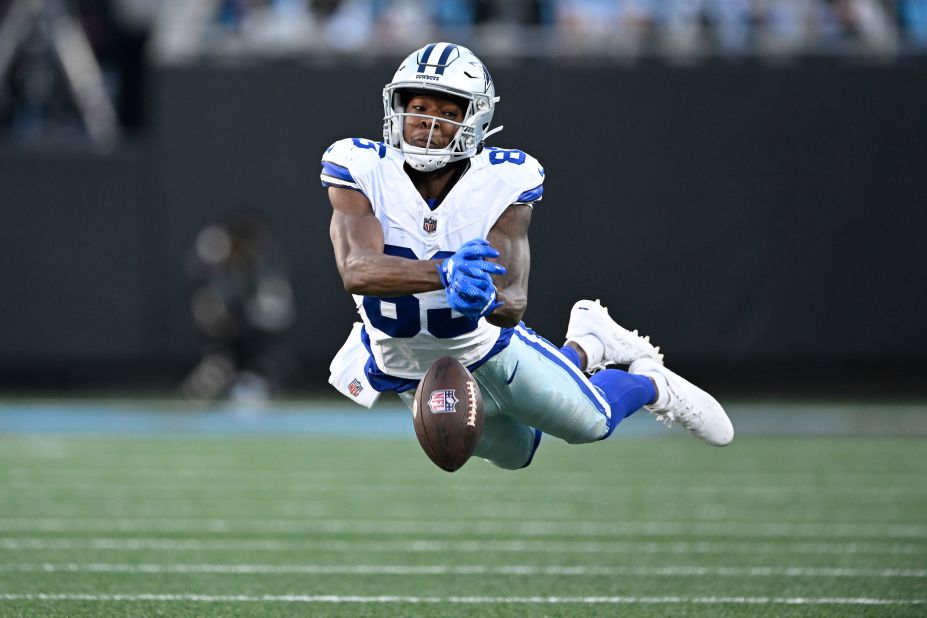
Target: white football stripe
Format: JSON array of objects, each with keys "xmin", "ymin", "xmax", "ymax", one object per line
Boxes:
[
  {"xmin": 0, "ymin": 593, "xmax": 923, "ymax": 605},
  {"xmin": 0, "ymin": 517, "xmax": 923, "ymax": 538},
  {"xmin": 2, "ymin": 563, "xmax": 924, "ymax": 578},
  {"xmin": 2, "ymin": 537, "xmax": 921, "ymax": 555}
]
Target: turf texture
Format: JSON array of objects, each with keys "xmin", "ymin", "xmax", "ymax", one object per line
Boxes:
[{"xmin": 0, "ymin": 432, "xmax": 924, "ymax": 616}]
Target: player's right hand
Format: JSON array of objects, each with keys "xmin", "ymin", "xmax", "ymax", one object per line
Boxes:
[
  {"xmin": 438, "ymin": 239, "xmax": 506, "ymax": 319},
  {"xmin": 446, "ymin": 272, "xmax": 502, "ymax": 319},
  {"xmin": 437, "ymin": 238, "xmax": 507, "ymax": 289}
]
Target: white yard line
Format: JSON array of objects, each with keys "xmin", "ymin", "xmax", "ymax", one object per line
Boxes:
[
  {"xmin": 2, "ymin": 507, "xmax": 915, "ymax": 526},
  {"xmin": 1, "ymin": 503, "xmax": 914, "ymax": 523},
  {"xmin": 0, "ymin": 517, "xmax": 924, "ymax": 538},
  {"xmin": 1, "ymin": 563, "xmax": 924, "ymax": 577},
  {"xmin": 1, "ymin": 537, "xmax": 922, "ymax": 555},
  {"xmin": 0, "ymin": 593, "xmax": 923, "ymax": 605}
]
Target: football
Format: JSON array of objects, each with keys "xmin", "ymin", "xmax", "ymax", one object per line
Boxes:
[{"xmin": 412, "ymin": 356, "xmax": 484, "ymax": 472}]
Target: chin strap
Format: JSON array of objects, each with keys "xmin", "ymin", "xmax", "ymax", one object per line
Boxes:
[
  {"xmin": 482, "ymin": 125, "xmax": 504, "ymax": 141},
  {"xmin": 405, "ymin": 152, "xmax": 450, "ymax": 172}
]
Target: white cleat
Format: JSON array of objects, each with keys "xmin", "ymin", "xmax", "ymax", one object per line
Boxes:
[
  {"xmin": 629, "ymin": 358, "xmax": 734, "ymax": 446},
  {"xmin": 566, "ymin": 299, "xmax": 664, "ymax": 373}
]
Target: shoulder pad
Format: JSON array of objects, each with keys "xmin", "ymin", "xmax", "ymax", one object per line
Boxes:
[
  {"xmin": 483, "ymin": 147, "xmax": 545, "ymax": 205},
  {"xmin": 320, "ymin": 138, "xmax": 387, "ymax": 191}
]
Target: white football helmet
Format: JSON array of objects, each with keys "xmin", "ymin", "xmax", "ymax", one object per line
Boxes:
[{"xmin": 383, "ymin": 42, "xmax": 502, "ymax": 172}]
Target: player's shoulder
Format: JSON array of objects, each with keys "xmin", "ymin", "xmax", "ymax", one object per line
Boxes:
[
  {"xmin": 475, "ymin": 146, "xmax": 545, "ymax": 204},
  {"xmin": 322, "ymin": 137, "xmax": 397, "ymax": 171},
  {"xmin": 475, "ymin": 146, "xmax": 543, "ymax": 182},
  {"xmin": 321, "ymin": 138, "xmax": 400, "ymax": 192}
]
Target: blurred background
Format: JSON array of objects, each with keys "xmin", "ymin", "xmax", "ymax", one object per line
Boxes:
[{"xmin": 1, "ymin": 0, "xmax": 925, "ymax": 403}]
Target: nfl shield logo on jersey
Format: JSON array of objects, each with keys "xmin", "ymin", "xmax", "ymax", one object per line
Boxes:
[
  {"xmin": 428, "ymin": 389, "xmax": 458, "ymax": 413},
  {"xmin": 348, "ymin": 379, "xmax": 363, "ymax": 397},
  {"xmin": 423, "ymin": 216, "xmax": 437, "ymax": 233}
]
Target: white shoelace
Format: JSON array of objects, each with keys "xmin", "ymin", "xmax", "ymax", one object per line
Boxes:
[{"xmin": 653, "ymin": 392, "xmax": 703, "ymax": 428}]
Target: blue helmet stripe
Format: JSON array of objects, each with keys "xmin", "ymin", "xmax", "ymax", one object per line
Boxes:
[
  {"xmin": 417, "ymin": 43, "xmax": 437, "ymax": 73},
  {"xmin": 434, "ymin": 44, "xmax": 457, "ymax": 75}
]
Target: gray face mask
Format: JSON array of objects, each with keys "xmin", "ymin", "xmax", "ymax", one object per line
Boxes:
[{"xmin": 382, "ymin": 43, "xmax": 503, "ymax": 172}]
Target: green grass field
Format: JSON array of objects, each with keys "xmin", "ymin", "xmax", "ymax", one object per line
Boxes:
[{"xmin": 1, "ymin": 427, "xmax": 925, "ymax": 616}]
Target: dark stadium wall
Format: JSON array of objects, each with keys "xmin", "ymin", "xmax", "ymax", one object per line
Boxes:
[
  {"xmin": 1, "ymin": 63, "xmax": 925, "ymax": 391},
  {"xmin": 0, "ymin": 147, "xmax": 155, "ymax": 366}
]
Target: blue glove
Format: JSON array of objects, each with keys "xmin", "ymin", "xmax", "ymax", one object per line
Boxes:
[
  {"xmin": 447, "ymin": 268, "xmax": 503, "ymax": 318},
  {"xmin": 438, "ymin": 239, "xmax": 506, "ymax": 319},
  {"xmin": 437, "ymin": 239, "xmax": 506, "ymax": 288}
]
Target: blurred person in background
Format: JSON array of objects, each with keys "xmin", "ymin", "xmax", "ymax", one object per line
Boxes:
[
  {"xmin": 751, "ymin": 0, "xmax": 817, "ymax": 55},
  {"xmin": 552, "ymin": 0, "xmax": 626, "ymax": 56},
  {"xmin": 901, "ymin": 0, "xmax": 927, "ymax": 49},
  {"xmin": 182, "ymin": 214, "xmax": 296, "ymax": 405},
  {"xmin": 659, "ymin": 0, "xmax": 754, "ymax": 57},
  {"xmin": 4, "ymin": 0, "xmax": 923, "ymax": 145},
  {"xmin": 0, "ymin": 1, "xmax": 83, "ymax": 142},
  {"xmin": 371, "ymin": 0, "xmax": 437, "ymax": 49},
  {"xmin": 0, "ymin": 0, "xmax": 156, "ymax": 142},
  {"xmin": 819, "ymin": 0, "xmax": 899, "ymax": 55},
  {"xmin": 152, "ymin": 0, "xmax": 377, "ymax": 58},
  {"xmin": 141, "ymin": 0, "xmax": 926, "ymax": 62},
  {"xmin": 105, "ymin": 0, "xmax": 161, "ymax": 128}
]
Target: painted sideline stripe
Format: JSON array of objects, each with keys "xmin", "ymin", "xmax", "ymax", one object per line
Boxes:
[
  {"xmin": 2, "ymin": 537, "xmax": 921, "ymax": 555},
  {"xmin": 2, "ymin": 563, "xmax": 924, "ymax": 578},
  {"xmin": 0, "ymin": 518, "xmax": 923, "ymax": 538},
  {"xmin": 0, "ymin": 593, "xmax": 923, "ymax": 605}
]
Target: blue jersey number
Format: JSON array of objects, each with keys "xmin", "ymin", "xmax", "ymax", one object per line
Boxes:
[
  {"xmin": 487, "ymin": 148, "xmax": 526, "ymax": 166},
  {"xmin": 362, "ymin": 245, "xmax": 479, "ymax": 339},
  {"xmin": 352, "ymin": 138, "xmax": 387, "ymax": 159}
]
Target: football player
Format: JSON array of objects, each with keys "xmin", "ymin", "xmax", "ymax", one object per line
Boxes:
[{"xmin": 324, "ymin": 42, "xmax": 733, "ymax": 469}]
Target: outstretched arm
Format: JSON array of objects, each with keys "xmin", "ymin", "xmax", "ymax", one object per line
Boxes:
[
  {"xmin": 485, "ymin": 203, "xmax": 532, "ymax": 328},
  {"xmin": 329, "ymin": 187, "xmax": 443, "ymax": 296}
]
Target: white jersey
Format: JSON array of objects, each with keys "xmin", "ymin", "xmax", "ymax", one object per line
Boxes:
[{"xmin": 322, "ymin": 137, "xmax": 545, "ymax": 381}]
